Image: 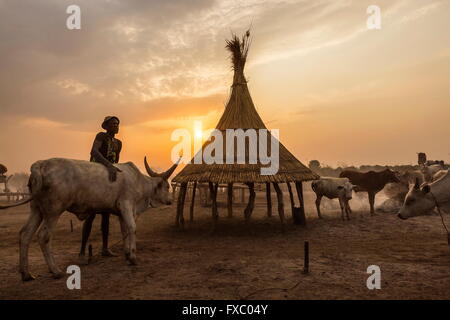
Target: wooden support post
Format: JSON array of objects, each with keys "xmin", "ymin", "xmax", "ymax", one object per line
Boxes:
[
  {"xmin": 88, "ymin": 244, "xmax": 93, "ymax": 263},
  {"xmin": 273, "ymin": 182, "xmax": 286, "ymax": 230},
  {"xmin": 176, "ymin": 182, "xmax": 187, "ymax": 228},
  {"xmin": 201, "ymin": 185, "xmax": 207, "ymax": 206},
  {"xmin": 209, "ymin": 182, "xmax": 219, "ymax": 229},
  {"xmin": 227, "ymin": 183, "xmax": 233, "ymax": 218},
  {"xmin": 295, "ymin": 181, "xmax": 307, "ymax": 226},
  {"xmin": 207, "ymin": 186, "xmax": 211, "ymax": 206},
  {"xmin": 244, "ymin": 182, "xmax": 256, "ymax": 221},
  {"xmin": 172, "ymin": 184, "xmax": 177, "ymax": 202},
  {"xmin": 189, "ymin": 182, "xmax": 197, "ymax": 222},
  {"xmin": 266, "ymin": 182, "xmax": 272, "ymax": 217},
  {"xmin": 287, "ymin": 182, "xmax": 295, "ymax": 215}
]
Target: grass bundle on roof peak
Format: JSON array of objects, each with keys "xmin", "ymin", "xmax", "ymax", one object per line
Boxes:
[{"xmin": 226, "ymin": 29, "xmax": 251, "ymax": 72}]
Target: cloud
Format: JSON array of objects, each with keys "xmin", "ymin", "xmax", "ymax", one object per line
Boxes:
[
  {"xmin": 0, "ymin": 0, "xmax": 445, "ymax": 130},
  {"xmin": 398, "ymin": 1, "xmax": 443, "ymax": 24},
  {"xmin": 20, "ymin": 117, "xmax": 68, "ymax": 129}
]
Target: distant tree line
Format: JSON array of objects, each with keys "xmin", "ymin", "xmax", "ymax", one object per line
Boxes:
[{"xmin": 308, "ymin": 160, "xmax": 449, "ymax": 178}]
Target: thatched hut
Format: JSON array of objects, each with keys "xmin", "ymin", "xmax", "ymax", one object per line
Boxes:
[{"xmin": 171, "ymin": 31, "xmax": 319, "ymax": 229}]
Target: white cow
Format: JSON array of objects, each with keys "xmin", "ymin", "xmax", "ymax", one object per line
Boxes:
[
  {"xmin": 433, "ymin": 170, "xmax": 447, "ymax": 182},
  {"xmin": 420, "ymin": 164, "xmax": 446, "ymax": 183},
  {"xmin": 0, "ymin": 157, "xmax": 179, "ymax": 281},
  {"xmin": 311, "ymin": 177, "xmax": 355, "ymax": 220},
  {"xmin": 398, "ymin": 170, "xmax": 450, "ymax": 219}
]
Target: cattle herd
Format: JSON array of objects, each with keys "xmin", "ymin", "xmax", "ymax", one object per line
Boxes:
[
  {"xmin": 310, "ymin": 163, "xmax": 449, "ymax": 221},
  {"xmin": 0, "ymin": 156, "xmax": 448, "ymax": 281}
]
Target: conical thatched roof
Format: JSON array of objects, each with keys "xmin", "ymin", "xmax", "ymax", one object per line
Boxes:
[{"xmin": 173, "ymin": 32, "xmax": 318, "ymax": 184}]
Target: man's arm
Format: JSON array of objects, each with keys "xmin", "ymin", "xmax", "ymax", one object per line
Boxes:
[
  {"xmin": 90, "ymin": 133, "xmax": 122, "ymax": 181},
  {"xmin": 115, "ymin": 139, "xmax": 122, "ymax": 163},
  {"xmin": 90, "ymin": 136, "xmax": 111, "ymax": 167}
]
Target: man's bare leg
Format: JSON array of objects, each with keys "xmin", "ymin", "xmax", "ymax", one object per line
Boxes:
[
  {"xmin": 101, "ymin": 213, "xmax": 116, "ymax": 257},
  {"xmin": 78, "ymin": 214, "xmax": 96, "ymax": 264}
]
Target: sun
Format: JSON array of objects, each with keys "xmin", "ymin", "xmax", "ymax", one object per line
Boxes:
[{"xmin": 194, "ymin": 128, "xmax": 203, "ymax": 140}]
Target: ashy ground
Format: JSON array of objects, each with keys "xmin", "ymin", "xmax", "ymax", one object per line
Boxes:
[{"xmin": 0, "ymin": 189, "xmax": 449, "ymax": 299}]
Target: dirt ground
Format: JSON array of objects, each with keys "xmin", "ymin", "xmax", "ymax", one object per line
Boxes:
[{"xmin": 0, "ymin": 187, "xmax": 449, "ymax": 300}]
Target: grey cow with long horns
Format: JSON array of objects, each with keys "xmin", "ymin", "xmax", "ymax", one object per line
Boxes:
[{"xmin": 0, "ymin": 156, "xmax": 179, "ymax": 281}]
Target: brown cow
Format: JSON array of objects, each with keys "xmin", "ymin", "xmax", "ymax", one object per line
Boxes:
[{"xmin": 339, "ymin": 168, "xmax": 400, "ymax": 215}]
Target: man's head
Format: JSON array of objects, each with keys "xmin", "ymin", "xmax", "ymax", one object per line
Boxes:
[{"xmin": 102, "ymin": 116, "xmax": 120, "ymax": 134}]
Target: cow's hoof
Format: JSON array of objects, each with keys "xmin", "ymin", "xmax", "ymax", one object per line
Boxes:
[
  {"xmin": 101, "ymin": 249, "xmax": 117, "ymax": 257},
  {"xmin": 125, "ymin": 252, "xmax": 138, "ymax": 265},
  {"xmin": 21, "ymin": 272, "xmax": 36, "ymax": 282},
  {"xmin": 78, "ymin": 255, "xmax": 89, "ymax": 265},
  {"xmin": 51, "ymin": 271, "xmax": 64, "ymax": 279}
]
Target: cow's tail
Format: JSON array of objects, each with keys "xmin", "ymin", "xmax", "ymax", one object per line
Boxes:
[
  {"xmin": 0, "ymin": 162, "xmax": 43, "ymax": 210},
  {"xmin": 0, "ymin": 197, "xmax": 33, "ymax": 209}
]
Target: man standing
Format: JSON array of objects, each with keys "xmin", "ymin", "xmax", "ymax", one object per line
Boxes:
[{"xmin": 79, "ymin": 116, "xmax": 122, "ymax": 262}]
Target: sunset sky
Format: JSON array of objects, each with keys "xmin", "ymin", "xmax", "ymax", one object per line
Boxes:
[{"xmin": 1, "ymin": 0, "xmax": 449, "ymax": 174}]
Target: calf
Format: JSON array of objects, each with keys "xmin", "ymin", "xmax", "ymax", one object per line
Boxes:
[{"xmin": 311, "ymin": 177, "xmax": 354, "ymax": 220}]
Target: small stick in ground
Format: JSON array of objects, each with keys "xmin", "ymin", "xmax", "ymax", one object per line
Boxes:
[{"xmin": 303, "ymin": 240, "xmax": 309, "ymax": 274}]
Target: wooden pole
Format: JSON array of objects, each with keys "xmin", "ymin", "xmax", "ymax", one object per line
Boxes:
[
  {"xmin": 176, "ymin": 182, "xmax": 187, "ymax": 228},
  {"xmin": 189, "ymin": 182, "xmax": 197, "ymax": 222},
  {"xmin": 244, "ymin": 182, "xmax": 256, "ymax": 221},
  {"xmin": 172, "ymin": 184, "xmax": 177, "ymax": 202},
  {"xmin": 88, "ymin": 244, "xmax": 93, "ymax": 263},
  {"xmin": 209, "ymin": 182, "xmax": 219, "ymax": 230},
  {"xmin": 198, "ymin": 185, "xmax": 203, "ymax": 206},
  {"xmin": 227, "ymin": 183, "xmax": 233, "ymax": 218},
  {"xmin": 266, "ymin": 182, "xmax": 272, "ymax": 217},
  {"xmin": 273, "ymin": 182, "xmax": 286, "ymax": 230},
  {"xmin": 287, "ymin": 182, "xmax": 295, "ymax": 215},
  {"xmin": 201, "ymin": 184, "xmax": 207, "ymax": 206},
  {"xmin": 303, "ymin": 240, "xmax": 309, "ymax": 274},
  {"xmin": 295, "ymin": 181, "xmax": 307, "ymax": 226},
  {"xmin": 207, "ymin": 185, "xmax": 211, "ymax": 206}
]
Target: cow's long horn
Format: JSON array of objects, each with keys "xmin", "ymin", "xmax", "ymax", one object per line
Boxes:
[
  {"xmin": 144, "ymin": 156, "xmax": 161, "ymax": 177},
  {"xmin": 162, "ymin": 157, "xmax": 181, "ymax": 180}
]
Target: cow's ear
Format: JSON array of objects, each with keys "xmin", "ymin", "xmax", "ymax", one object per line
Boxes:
[{"xmin": 421, "ymin": 185, "xmax": 431, "ymax": 194}]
